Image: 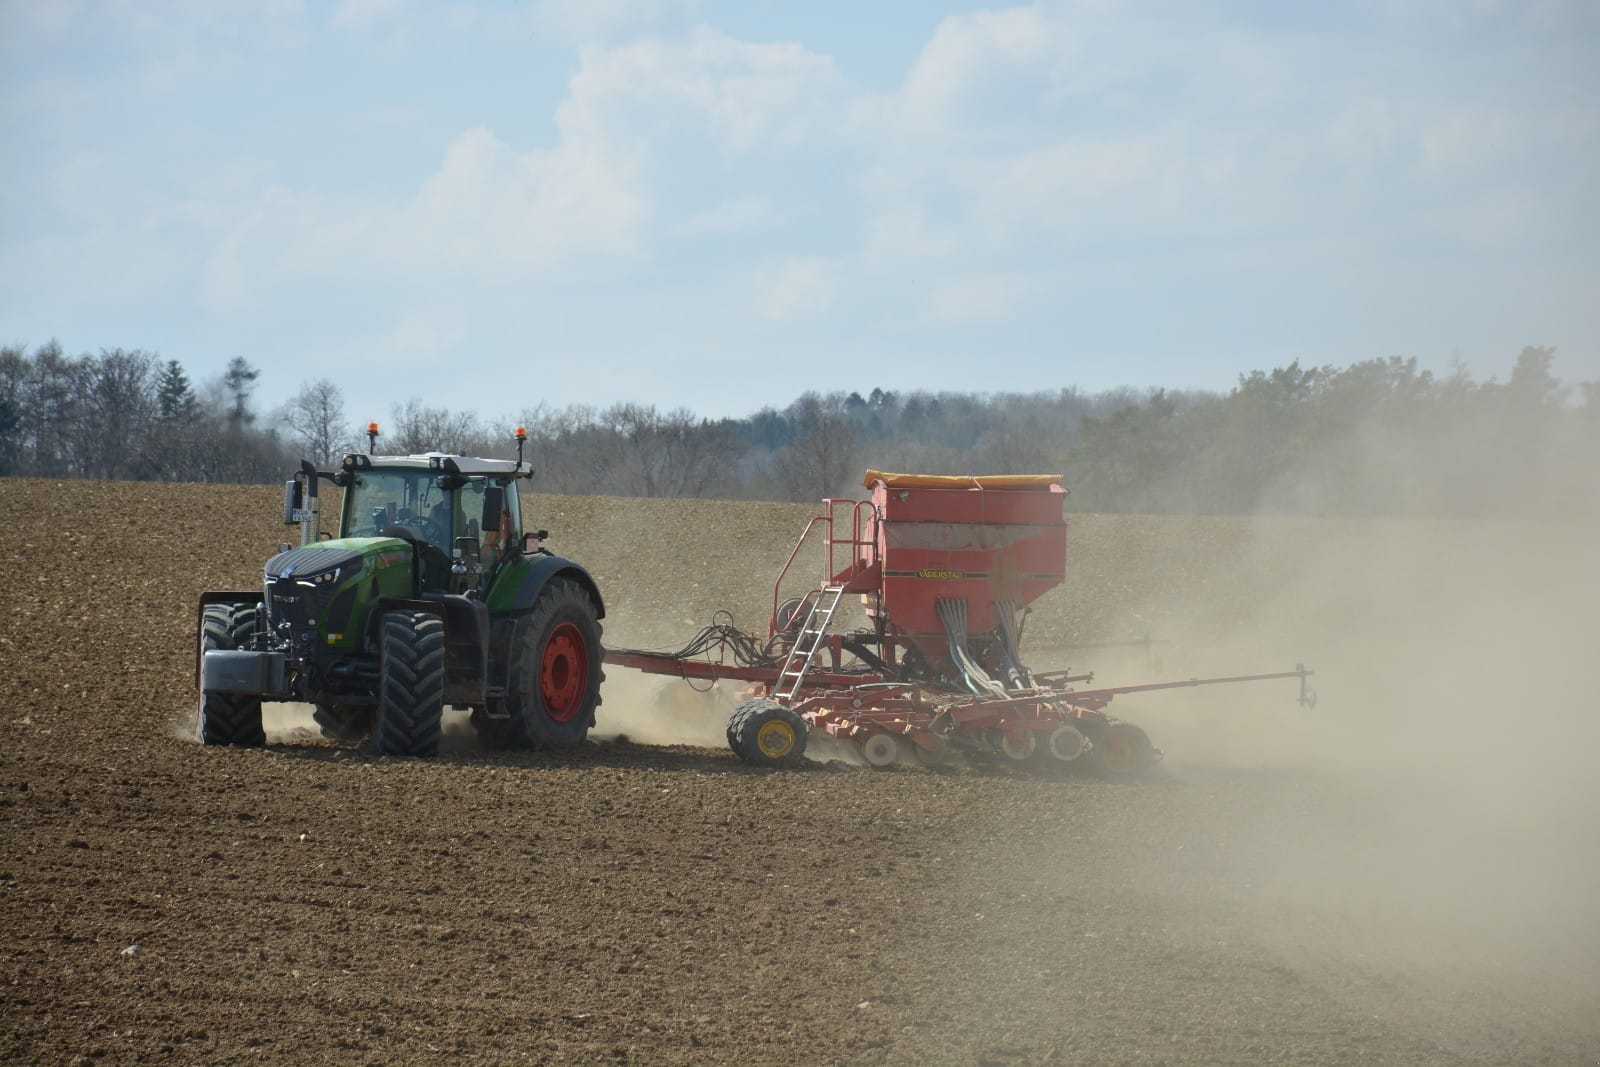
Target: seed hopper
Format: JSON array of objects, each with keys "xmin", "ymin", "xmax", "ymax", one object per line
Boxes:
[{"xmin": 608, "ymin": 471, "xmax": 1313, "ymax": 773}]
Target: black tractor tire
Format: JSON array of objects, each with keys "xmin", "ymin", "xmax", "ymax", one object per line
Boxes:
[
  {"xmin": 197, "ymin": 604, "xmax": 266, "ymax": 747},
  {"xmin": 726, "ymin": 699, "xmax": 808, "ymax": 766},
  {"xmin": 313, "ymin": 703, "xmax": 371, "ymax": 743},
  {"xmin": 477, "ymin": 579, "xmax": 604, "ymax": 749},
  {"xmin": 372, "ymin": 610, "xmax": 446, "ymax": 757}
]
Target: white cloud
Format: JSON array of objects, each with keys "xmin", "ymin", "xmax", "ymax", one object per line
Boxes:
[
  {"xmin": 862, "ymin": 200, "xmax": 959, "ymax": 267},
  {"xmin": 1414, "ymin": 108, "xmax": 1519, "ymax": 180},
  {"xmin": 331, "ymin": 0, "xmax": 412, "ymax": 31},
  {"xmin": 752, "ymin": 256, "xmax": 839, "ymax": 322},
  {"xmin": 672, "ymin": 196, "xmax": 789, "ymax": 237},
  {"xmin": 205, "ymin": 124, "xmax": 647, "ymax": 307},
  {"xmin": 561, "ymin": 26, "xmax": 846, "ymax": 157},
  {"xmin": 203, "ymin": 24, "xmax": 845, "ymax": 303},
  {"xmin": 894, "ymin": 4, "xmax": 1061, "ymax": 132},
  {"xmin": 533, "ymin": 0, "xmax": 700, "ymax": 44},
  {"xmin": 924, "ymin": 271, "xmax": 1041, "ymax": 326}
]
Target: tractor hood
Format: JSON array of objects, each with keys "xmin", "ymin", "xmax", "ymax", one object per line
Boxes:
[{"xmin": 264, "ymin": 538, "xmax": 411, "ymax": 581}]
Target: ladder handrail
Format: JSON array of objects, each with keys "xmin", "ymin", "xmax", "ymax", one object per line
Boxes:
[
  {"xmin": 774, "ymin": 584, "xmax": 847, "ymax": 701},
  {"xmin": 770, "ymin": 513, "xmax": 830, "ymax": 637}
]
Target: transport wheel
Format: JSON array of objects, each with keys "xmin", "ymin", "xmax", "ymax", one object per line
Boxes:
[
  {"xmin": 197, "ymin": 603, "xmax": 265, "ymax": 747},
  {"xmin": 372, "ymin": 610, "xmax": 445, "ymax": 757},
  {"xmin": 1086, "ymin": 721, "xmax": 1156, "ymax": 778},
  {"xmin": 480, "ymin": 579, "xmax": 605, "ymax": 749},
  {"xmin": 860, "ymin": 733, "xmax": 899, "ymax": 768},
  {"xmin": 313, "ymin": 703, "xmax": 370, "ymax": 742},
  {"xmin": 726, "ymin": 699, "xmax": 807, "ymax": 766}
]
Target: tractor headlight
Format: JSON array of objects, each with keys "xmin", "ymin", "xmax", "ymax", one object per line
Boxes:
[{"xmin": 297, "ymin": 566, "xmax": 343, "ymax": 587}]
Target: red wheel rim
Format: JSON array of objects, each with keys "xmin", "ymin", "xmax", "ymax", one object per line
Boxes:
[{"xmin": 540, "ymin": 621, "xmax": 589, "ymax": 723}]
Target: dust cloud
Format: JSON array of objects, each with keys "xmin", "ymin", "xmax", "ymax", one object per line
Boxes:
[
  {"xmin": 261, "ymin": 702, "xmax": 321, "ymax": 743},
  {"xmin": 168, "ymin": 702, "xmax": 323, "ymax": 744},
  {"xmin": 1095, "ymin": 511, "xmax": 1600, "ymax": 1001},
  {"xmin": 592, "ymin": 670, "xmax": 741, "ymax": 749}
]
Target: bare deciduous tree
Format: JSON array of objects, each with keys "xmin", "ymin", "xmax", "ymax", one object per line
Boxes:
[
  {"xmin": 389, "ymin": 398, "xmax": 481, "ymax": 455},
  {"xmin": 278, "ymin": 379, "xmax": 348, "ymax": 465},
  {"xmin": 774, "ymin": 392, "xmax": 858, "ymax": 501}
]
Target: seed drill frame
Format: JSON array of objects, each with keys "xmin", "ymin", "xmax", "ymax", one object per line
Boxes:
[{"xmin": 608, "ymin": 471, "xmax": 1313, "ymax": 772}]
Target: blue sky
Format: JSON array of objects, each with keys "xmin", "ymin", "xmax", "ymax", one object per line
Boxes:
[{"xmin": 2, "ymin": 0, "xmax": 1596, "ymax": 422}]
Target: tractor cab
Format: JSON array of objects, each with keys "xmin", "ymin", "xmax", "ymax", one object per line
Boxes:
[{"xmin": 337, "ymin": 454, "xmax": 525, "ymax": 594}]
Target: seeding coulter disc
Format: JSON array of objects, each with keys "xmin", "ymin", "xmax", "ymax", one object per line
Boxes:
[
  {"xmin": 1046, "ymin": 724, "xmax": 1089, "ymax": 763},
  {"xmin": 860, "ymin": 733, "xmax": 899, "ymax": 767},
  {"xmin": 998, "ymin": 731, "xmax": 1036, "ymax": 761}
]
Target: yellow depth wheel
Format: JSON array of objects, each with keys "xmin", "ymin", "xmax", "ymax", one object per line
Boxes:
[
  {"xmin": 756, "ymin": 718, "xmax": 797, "ymax": 759},
  {"xmin": 726, "ymin": 699, "xmax": 809, "ymax": 766}
]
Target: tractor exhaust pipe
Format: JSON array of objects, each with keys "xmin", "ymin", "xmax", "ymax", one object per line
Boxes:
[{"xmin": 298, "ymin": 460, "xmax": 320, "ymax": 546}]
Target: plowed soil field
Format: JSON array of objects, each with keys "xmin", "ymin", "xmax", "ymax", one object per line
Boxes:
[{"xmin": 3, "ymin": 478, "xmax": 1597, "ymax": 1064}]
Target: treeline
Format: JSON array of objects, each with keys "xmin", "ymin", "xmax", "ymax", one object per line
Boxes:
[{"xmin": 2, "ymin": 340, "xmax": 1595, "ymax": 516}]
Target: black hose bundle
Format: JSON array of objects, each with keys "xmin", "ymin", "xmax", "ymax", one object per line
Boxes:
[{"xmin": 607, "ymin": 610, "xmax": 783, "ymax": 669}]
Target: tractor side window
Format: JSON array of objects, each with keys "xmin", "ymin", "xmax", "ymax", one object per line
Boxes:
[
  {"xmin": 457, "ymin": 479, "xmax": 487, "ymax": 545},
  {"xmin": 504, "ymin": 482, "xmax": 523, "ymax": 543},
  {"xmin": 466, "ymin": 479, "xmax": 518, "ymax": 568}
]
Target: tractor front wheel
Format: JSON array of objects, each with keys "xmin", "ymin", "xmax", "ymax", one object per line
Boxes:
[
  {"xmin": 197, "ymin": 604, "xmax": 265, "ymax": 747},
  {"xmin": 726, "ymin": 699, "xmax": 808, "ymax": 766},
  {"xmin": 480, "ymin": 579, "xmax": 604, "ymax": 749},
  {"xmin": 372, "ymin": 610, "xmax": 445, "ymax": 757}
]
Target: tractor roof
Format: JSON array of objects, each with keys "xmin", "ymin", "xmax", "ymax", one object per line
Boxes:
[{"xmin": 342, "ymin": 451, "xmax": 532, "ymax": 477}]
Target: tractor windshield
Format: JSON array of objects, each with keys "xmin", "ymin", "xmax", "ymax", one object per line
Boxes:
[
  {"xmin": 343, "ymin": 468, "xmax": 521, "ymax": 562},
  {"xmin": 343, "ymin": 469, "xmax": 453, "ymax": 553}
]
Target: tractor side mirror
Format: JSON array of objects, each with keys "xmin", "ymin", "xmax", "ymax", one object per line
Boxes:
[
  {"xmin": 481, "ymin": 485, "xmax": 504, "ymax": 531},
  {"xmin": 452, "ymin": 536, "xmax": 481, "ymax": 577},
  {"xmin": 283, "ymin": 479, "xmax": 303, "ymax": 525}
]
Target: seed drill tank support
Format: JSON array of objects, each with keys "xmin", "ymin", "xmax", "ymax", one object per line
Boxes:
[
  {"xmin": 195, "ymin": 424, "xmax": 607, "ymax": 757},
  {"xmin": 608, "ymin": 470, "xmax": 1314, "ymax": 772}
]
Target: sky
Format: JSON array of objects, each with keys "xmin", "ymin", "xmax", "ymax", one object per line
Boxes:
[{"xmin": 2, "ymin": 0, "xmax": 1597, "ymax": 423}]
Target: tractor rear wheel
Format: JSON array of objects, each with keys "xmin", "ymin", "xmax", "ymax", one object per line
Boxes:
[
  {"xmin": 372, "ymin": 610, "xmax": 445, "ymax": 757},
  {"xmin": 197, "ymin": 604, "xmax": 265, "ymax": 747},
  {"xmin": 726, "ymin": 699, "xmax": 807, "ymax": 766},
  {"xmin": 479, "ymin": 579, "xmax": 604, "ymax": 749}
]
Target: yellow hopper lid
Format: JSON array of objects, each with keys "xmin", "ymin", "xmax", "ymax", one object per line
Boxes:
[{"xmin": 862, "ymin": 470, "xmax": 1064, "ymax": 491}]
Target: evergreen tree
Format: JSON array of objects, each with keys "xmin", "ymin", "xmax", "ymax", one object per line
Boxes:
[
  {"xmin": 156, "ymin": 359, "xmax": 196, "ymax": 421},
  {"xmin": 222, "ymin": 357, "xmax": 261, "ymax": 427}
]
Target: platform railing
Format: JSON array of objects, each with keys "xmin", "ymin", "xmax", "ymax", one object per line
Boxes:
[
  {"xmin": 769, "ymin": 499, "xmax": 880, "ymax": 637},
  {"xmin": 824, "ymin": 498, "xmax": 878, "ymax": 581}
]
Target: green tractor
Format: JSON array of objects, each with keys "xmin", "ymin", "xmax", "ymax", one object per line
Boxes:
[{"xmin": 196, "ymin": 426, "xmax": 604, "ymax": 757}]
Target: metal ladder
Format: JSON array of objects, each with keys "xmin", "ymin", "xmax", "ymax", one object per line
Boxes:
[{"xmin": 774, "ymin": 585, "xmax": 846, "ymax": 701}]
